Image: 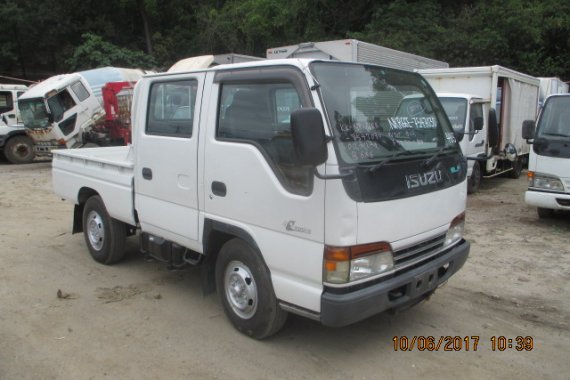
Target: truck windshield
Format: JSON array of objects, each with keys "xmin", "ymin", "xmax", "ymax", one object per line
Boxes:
[
  {"xmin": 310, "ymin": 62, "xmax": 457, "ymax": 166},
  {"xmin": 438, "ymin": 98, "xmax": 467, "ymax": 134},
  {"xmin": 536, "ymin": 96, "xmax": 570, "ymax": 140},
  {"xmin": 19, "ymin": 98, "xmax": 51, "ymax": 129}
]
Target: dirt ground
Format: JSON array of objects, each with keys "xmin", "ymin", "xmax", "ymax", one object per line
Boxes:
[{"xmin": 1, "ymin": 154, "xmax": 569, "ymax": 380}]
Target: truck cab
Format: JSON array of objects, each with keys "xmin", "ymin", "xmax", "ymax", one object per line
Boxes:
[
  {"xmin": 52, "ymin": 59, "xmax": 470, "ymax": 338},
  {"xmin": 522, "ymin": 94, "xmax": 570, "ymax": 217},
  {"xmin": 19, "ymin": 73, "xmax": 104, "ymax": 154},
  {"xmin": 0, "ymin": 84, "xmax": 36, "ymax": 163}
]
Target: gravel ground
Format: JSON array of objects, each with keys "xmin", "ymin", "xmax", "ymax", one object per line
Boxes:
[{"xmin": 1, "ymin": 155, "xmax": 569, "ymax": 380}]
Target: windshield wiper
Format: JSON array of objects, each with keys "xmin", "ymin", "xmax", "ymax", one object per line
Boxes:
[
  {"xmin": 422, "ymin": 146, "xmax": 456, "ymax": 169},
  {"xmin": 365, "ymin": 150, "xmax": 415, "ymax": 173}
]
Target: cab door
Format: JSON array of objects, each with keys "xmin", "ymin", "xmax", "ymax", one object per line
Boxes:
[
  {"xmin": 463, "ymin": 101, "xmax": 486, "ymax": 157},
  {"xmin": 134, "ymin": 74, "xmax": 204, "ymax": 251}
]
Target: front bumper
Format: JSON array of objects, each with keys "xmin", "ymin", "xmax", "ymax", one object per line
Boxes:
[
  {"xmin": 525, "ymin": 190, "xmax": 570, "ymax": 210},
  {"xmin": 320, "ymin": 239, "xmax": 470, "ymax": 327}
]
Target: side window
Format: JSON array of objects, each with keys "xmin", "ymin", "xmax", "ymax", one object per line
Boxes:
[
  {"xmin": 217, "ymin": 82, "xmax": 313, "ymax": 195},
  {"xmin": 147, "ymin": 80, "xmax": 197, "ymax": 137},
  {"xmin": 70, "ymin": 81, "xmax": 90, "ymax": 102},
  {"xmin": 0, "ymin": 91, "xmax": 13, "ymax": 113},
  {"xmin": 469, "ymin": 103, "xmax": 483, "ymax": 142},
  {"xmin": 47, "ymin": 90, "xmax": 76, "ymax": 122}
]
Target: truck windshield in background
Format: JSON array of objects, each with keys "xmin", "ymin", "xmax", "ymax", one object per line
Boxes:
[
  {"xmin": 19, "ymin": 98, "xmax": 51, "ymax": 129},
  {"xmin": 437, "ymin": 98, "xmax": 467, "ymax": 134},
  {"xmin": 310, "ymin": 62, "xmax": 458, "ymax": 165},
  {"xmin": 310, "ymin": 61, "xmax": 466, "ymax": 202},
  {"xmin": 534, "ymin": 96, "xmax": 570, "ymax": 159}
]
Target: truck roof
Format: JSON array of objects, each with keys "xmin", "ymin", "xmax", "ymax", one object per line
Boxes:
[
  {"xmin": 0, "ymin": 84, "xmax": 29, "ymax": 91},
  {"xmin": 417, "ymin": 65, "xmax": 540, "ymax": 87},
  {"xmin": 435, "ymin": 92, "xmax": 487, "ymax": 102},
  {"xmin": 19, "ymin": 73, "xmax": 81, "ymax": 100}
]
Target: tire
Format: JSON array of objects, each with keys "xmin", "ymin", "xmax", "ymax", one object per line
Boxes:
[
  {"xmin": 215, "ymin": 238, "xmax": 288, "ymax": 339},
  {"xmin": 467, "ymin": 161, "xmax": 482, "ymax": 194},
  {"xmin": 82, "ymin": 195, "xmax": 126, "ymax": 264},
  {"xmin": 4, "ymin": 135, "xmax": 35, "ymax": 164},
  {"xmin": 537, "ymin": 207, "xmax": 555, "ymax": 219},
  {"xmin": 509, "ymin": 157, "xmax": 523, "ymax": 179}
]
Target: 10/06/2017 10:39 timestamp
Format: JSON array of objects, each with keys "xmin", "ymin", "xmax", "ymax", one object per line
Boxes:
[{"xmin": 393, "ymin": 336, "xmax": 534, "ymax": 352}]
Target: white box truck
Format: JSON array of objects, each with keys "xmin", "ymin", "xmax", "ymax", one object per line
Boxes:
[
  {"xmin": 52, "ymin": 58, "xmax": 470, "ymax": 338},
  {"xmin": 267, "ymin": 39, "xmax": 449, "ymax": 71},
  {"xmin": 538, "ymin": 77, "xmax": 568, "ymax": 109},
  {"xmin": 18, "ymin": 67, "xmax": 147, "ymax": 156},
  {"xmin": 522, "ymin": 94, "xmax": 570, "ymax": 217},
  {"xmin": 418, "ymin": 66, "xmax": 540, "ymax": 193},
  {"xmin": 0, "ymin": 84, "xmax": 35, "ymax": 163}
]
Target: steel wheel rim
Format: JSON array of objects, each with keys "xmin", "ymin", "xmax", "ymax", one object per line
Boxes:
[
  {"xmin": 224, "ymin": 260, "xmax": 258, "ymax": 319},
  {"xmin": 86, "ymin": 210, "xmax": 105, "ymax": 251}
]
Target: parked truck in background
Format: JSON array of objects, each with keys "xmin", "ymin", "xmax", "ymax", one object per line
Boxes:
[
  {"xmin": 52, "ymin": 58, "xmax": 470, "ymax": 338},
  {"xmin": 538, "ymin": 77, "xmax": 568, "ymax": 109},
  {"xmin": 266, "ymin": 39, "xmax": 449, "ymax": 71},
  {"xmin": 18, "ymin": 67, "xmax": 147, "ymax": 156},
  {"xmin": 522, "ymin": 94, "xmax": 570, "ymax": 218},
  {"xmin": 0, "ymin": 84, "xmax": 36, "ymax": 164},
  {"xmin": 418, "ymin": 66, "xmax": 540, "ymax": 193}
]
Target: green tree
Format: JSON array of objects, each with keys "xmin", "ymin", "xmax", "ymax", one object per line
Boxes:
[{"xmin": 66, "ymin": 33, "xmax": 156, "ymax": 71}]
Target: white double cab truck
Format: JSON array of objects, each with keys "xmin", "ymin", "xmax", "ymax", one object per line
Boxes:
[
  {"xmin": 522, "ymin": 94, "xmax": 570, "ymax": 218},
  {"xmin": 18, "ymin": 67, "xmax": 145, "ymax": 156},
  {"xmin": 0, "ymin": 84, "xmax": 36, "ymax": 163},
  {"xmin": 418, "ymin": 66, "xmax": 540, "ymax": 193},
  {"xmin": 52, "ymin": 59, "xmax": 470, "ymax": 338}
]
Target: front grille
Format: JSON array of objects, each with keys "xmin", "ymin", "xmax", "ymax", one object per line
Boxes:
[
  {"xmin": 557, "ymin": 198, "xmax": 570, "ymax": 207},
  {"xmin": 393, "ymin": 233, "xmax": 446, "ymax": 271}
]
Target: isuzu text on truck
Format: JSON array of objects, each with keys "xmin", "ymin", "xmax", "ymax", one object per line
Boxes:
[
  {"xmin": 522, "ymin": 94, "xmax": 570, "ymax": 218},
  {"xmin": 52, "ymin": 59, "xmax": 470, "ymax": 338}
]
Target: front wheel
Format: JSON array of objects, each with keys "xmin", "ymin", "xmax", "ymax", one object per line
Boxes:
[
  {"xmin": 509, "ymin": 157, "xmax": 523, "ymax": 179},
  {"xmin": 215, "ymin": 239, "xmax": 287, "ymax": 339},
  {"xmin": 82, "ymin": 195, "xmax": 126, "ymax": 264},
  {"xmin": 537, "ymin": 207, "xmax": 555, "ymax": 219},
  {"xmin": 467, "ymin": 161, "xmax": 482, "ymax": 194},
  {"xmin": 4, "ymin": 135, "xmax": 35, "ymax": 164}
]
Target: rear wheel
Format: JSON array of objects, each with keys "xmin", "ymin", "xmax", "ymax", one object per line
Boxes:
[
  {"xmin": 215, "ymin": 238, "xmax": 287, "ymax": 339},
  {"xmin": 4, "ymin": 135, "xmax": 35, "ymax": 164},
  {"xmin": 82, "ymin": 195, "xmax": 126, "ymax": 264},
  {"xmin": 467, "ymin": 161, "xmax": 482, "ymax": 194}
]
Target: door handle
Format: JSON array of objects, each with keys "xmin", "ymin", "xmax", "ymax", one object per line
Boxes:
[
  {"xmin": 211, "ymin": 181, "xmax": 227, "ymax": 197},
  {"xmin": 142, "ymin": 167, "xmax": 153, "ymax": 180}
]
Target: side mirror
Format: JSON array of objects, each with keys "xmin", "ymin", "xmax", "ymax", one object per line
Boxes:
[
  {"xmin": 291, "ymin": 108, "xmax": 328, "ymax": 166},
  {"xmin": 522, "ymin": 120, "xmax": 535, "ymax": 141},
  {"xmin": 453, "ymin": 129, "xmax": 464, "ymax": 143},
  {"xmin": 488, "ymin": 108, "xmax": 499, "ymax": 148},
  {"xmin": 474, "ymin": 117, "xmax": 484, "ymax": 131}
]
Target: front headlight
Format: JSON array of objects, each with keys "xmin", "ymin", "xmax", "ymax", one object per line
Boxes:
[
  {"xmin": 528, "ymin": 172, "xmax": 564, "ymax": 192},
  {"xmin": 444, "ymin": 212, "xmax": 465, "ymax": 248},
  {"xmin": 324, "ymin": 242, "xmax": 394, "ymax": 284}
]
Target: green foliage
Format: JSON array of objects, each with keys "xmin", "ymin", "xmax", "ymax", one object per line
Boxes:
[
  {"xmin": 66, "ymin": 34, "xmax": 156, "ymax": 71},
  {"xmin": 1, "ymin": 0, "xmax": 568, "ymax": 81}
]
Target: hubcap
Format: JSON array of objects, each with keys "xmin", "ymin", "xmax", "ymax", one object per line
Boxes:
[
  {"xmin": 15, "ymin": 143, "xmax": 30, "ymax": 158},
  {"xmin": 224, "ymin": 260, "xmax": 258, "ymax": 319},
  {"xmin": 86, "ymin": 210, "xmax": 104, "ymax": 251}
]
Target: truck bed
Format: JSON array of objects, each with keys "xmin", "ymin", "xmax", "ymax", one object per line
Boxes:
[{"xmin": 52, "ymin": 146, "xmax": 136, "ymax": 225}]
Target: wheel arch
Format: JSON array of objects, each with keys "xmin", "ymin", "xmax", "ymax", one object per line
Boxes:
[
  {"xmin": 72, "ymin": 187, "xmax": 100, "ymax": 234},
  {"xmin": 200, "ymin": 219, "xmax": 264, "ymax": 295}
]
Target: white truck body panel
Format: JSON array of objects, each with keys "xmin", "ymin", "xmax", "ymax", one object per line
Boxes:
[
  {"xmin": 52, "ymin": 59, "xmax": 470, "ymax": 327},
  {"xmin": 538, "ymin": 77, "xmax": 569, "ymax": 109},
  {"xmin": 267, "ymin": 39, "xmax": 449, "ymax": 71}
]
